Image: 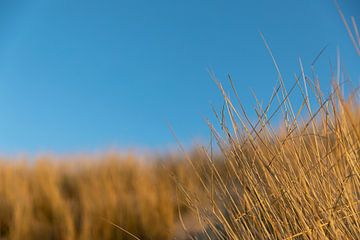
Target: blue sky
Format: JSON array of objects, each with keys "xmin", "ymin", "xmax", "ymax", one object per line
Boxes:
[{"xmin": 0, "ymin": 0, "xmax": 358, "ymax": 154}]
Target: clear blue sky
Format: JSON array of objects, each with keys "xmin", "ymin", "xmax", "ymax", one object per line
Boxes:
[{"xmin": 0, "ymin": 0, "xmax": 358, "ymax": 154}]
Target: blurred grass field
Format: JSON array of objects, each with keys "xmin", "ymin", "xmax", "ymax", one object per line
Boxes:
[{"xmin": 0, "ymin": 152, "xmax": 206, "ymax": 239}]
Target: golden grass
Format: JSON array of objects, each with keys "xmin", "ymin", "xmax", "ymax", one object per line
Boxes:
[
  {"xmin": 179, "ymin": 64, "xmax": 360, "ymax": 239},
  {"xmin": 181, "ymin": 11, "xmax": 360, "ymax": 238},
  {"xmin": 0, "ymin": 153, "xmax": 205, "ymax": 240},
  {"xmin": 179, "ymin": 12, "xmax": 360, "ymax": 239}
]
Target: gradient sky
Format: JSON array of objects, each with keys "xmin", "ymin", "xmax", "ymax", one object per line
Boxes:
[{"xmin": 0, "ymin": 0, "xmax": 358, "ymax": 154}]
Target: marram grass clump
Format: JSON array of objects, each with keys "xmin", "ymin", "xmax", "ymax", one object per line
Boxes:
[{"xmin": 181, "ymin": 72, "xmax": 360, "ymax": 239}]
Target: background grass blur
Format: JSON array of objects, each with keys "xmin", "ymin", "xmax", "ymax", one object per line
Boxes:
[{"xmin": 0, "ymin": 153, "xmax": 206, "ymax": 240}]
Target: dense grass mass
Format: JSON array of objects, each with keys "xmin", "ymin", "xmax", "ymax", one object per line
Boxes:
[
  {"xmin": 181, "ymin": 11, "xmax": 360, "ymax": 239},
  {"xmin": 0, "ymin": 154, "xmax": 204, "ymax": 240},
  {"xmin": 182, "ymin": 81, "xmax": 360, "ymax": 239}
]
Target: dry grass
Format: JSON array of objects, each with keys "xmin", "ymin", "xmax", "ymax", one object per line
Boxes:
[
  {"xmin": 0, "ymin": 153, "xmax": 207, "ymax": 240},
  {"xmin": 181, "ymin": 49, "xmax": 360, "ymax": 240},
  {"xmin": 179, "ymin": 10, "xmax": 360, "ymax": 239}
]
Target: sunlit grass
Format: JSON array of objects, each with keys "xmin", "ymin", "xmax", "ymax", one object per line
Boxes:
[
  {"xmin": 0, "ymin": 153, "xmax": 205, "ymax": 240},
  {"xmin": 180, "ymin": 36, "xmax": 360, "ymax": 240}
]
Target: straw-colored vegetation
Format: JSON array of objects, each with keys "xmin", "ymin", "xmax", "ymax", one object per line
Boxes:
[
  {"xmin": 180, "ymin": 9, "xmax": 360, "ymax": 239},
  {"xmin": 0, "ymin": 153, "xmax": 205, "ymax": 240},
  {"xmin": 182, "ymin": 79, "xmax": 360, "ymax": 239}
]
